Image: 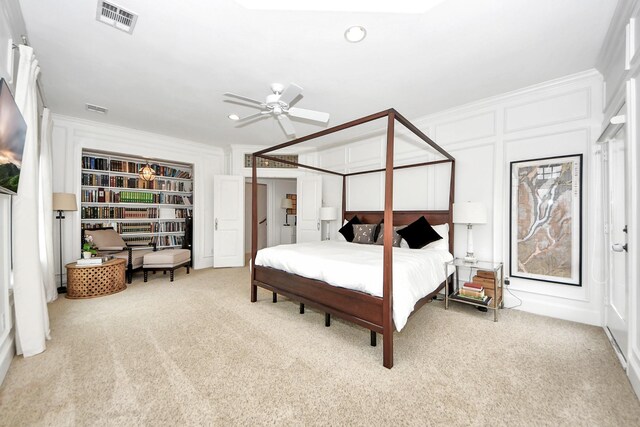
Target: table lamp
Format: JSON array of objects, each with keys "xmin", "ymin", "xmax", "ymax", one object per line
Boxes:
[
  {"xmin": 281, "ymin": 198, "xmax": 293, "ymax": 225},
  {"xmin": 319, "ymin": 207, "xmax": 338, "ymax": 240},
  {"xmin": 453, "ymin": 201, "xmax": 486, "ymax": 263}
]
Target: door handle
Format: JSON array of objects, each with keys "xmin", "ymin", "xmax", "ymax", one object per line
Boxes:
[
  {"xmin": 317, "ymin": 220, "xmax": 320, "ymax": 231},
  {"xmin": 215, "ymin": 218, "xmax": 218, "ymax": 230},
  {"xmin": 612, "ymin": 243, "xmax": 628, "ymax": 252}
]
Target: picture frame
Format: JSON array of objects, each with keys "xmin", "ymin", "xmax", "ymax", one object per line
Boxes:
[{"xmin": 509, "ymin": 154, "xmax": 582, "ymax": 286}]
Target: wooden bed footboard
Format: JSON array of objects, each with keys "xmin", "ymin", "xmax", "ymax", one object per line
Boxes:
[
  {"xmin": 252, "ymin": 265, "xmax": 449, "ymax": 365},
  {"xmin": 254, "ymin": 266, "xmax": 384, "ymax": 332}
]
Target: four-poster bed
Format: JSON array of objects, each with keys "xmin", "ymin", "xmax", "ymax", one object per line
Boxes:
[{"xmin": 251, "ymin": 109, "xmax": 456, "ymax": 369}]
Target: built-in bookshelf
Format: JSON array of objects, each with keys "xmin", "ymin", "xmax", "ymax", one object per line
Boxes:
[{"xmin": 80, "ymin": 151, "xmax": 193, "ymax": 249}]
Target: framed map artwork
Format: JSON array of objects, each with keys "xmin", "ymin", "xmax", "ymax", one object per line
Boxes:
[{"xmin": 510, "ymin": 154, "xmax": 582, "ymax": 286}]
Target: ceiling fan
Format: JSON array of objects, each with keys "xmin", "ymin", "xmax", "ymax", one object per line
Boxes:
[{"xmin": 224, "ymin": 83, "xmax": 330, "ymax": 138}]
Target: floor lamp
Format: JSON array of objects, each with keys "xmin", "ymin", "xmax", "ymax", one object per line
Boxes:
[
  {"xmin": 453, "ymin": 201, "xmax": 487, "ymax": 263},
  {"xmin": 320, "ymin": 207, "xmax": 338, "ymax": 240},
  {"xmin": 53, "ymin": 193, "xmax": 77, "ymax": 293}
]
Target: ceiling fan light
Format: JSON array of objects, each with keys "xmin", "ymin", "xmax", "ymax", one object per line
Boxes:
[
  {"xmin": 345, "ymin": 26, "xmax": 367, "ymax": 43},
  {"xmin": 228, "ymin": 114, "xmax": 240, "ymax": 120}
]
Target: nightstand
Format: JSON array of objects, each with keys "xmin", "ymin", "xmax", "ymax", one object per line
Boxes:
[{"xmin": 445, "ymin": 258, "xmax": 504, "ymax": 321}]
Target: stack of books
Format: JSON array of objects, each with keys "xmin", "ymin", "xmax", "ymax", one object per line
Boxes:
[
  {"xmin": 459, "ymin": 282, "xmax": 484, "ymax": 298},
  {"xmin": 472, "ymin": 270, "xmax": 500, "ymax": 300},
  {"xmin": 455, "ymin": 282, "xmax": 492, "ymax": 305},
  {"xmin": 76, "ymin": 256, "xmax": 112, "ymax": 266}
]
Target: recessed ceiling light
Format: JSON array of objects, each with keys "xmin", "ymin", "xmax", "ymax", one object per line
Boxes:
[
  {"xmin": 345, "ymin": 26, "xmax": 367, "ymax": 43},
  {"xmin": 228, "ymin": 114, "xmax": 240, "ymax": 121}
]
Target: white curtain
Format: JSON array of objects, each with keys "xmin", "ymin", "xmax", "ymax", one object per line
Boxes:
[
  {"xmin": 13, "ymin": 45, "xmax": 50, "ymax": 357},
  {"xmin": 39, "ymin": 108, "xmax": 56, "ymax": 302}
]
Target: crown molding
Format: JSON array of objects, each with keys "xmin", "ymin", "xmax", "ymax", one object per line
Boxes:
[
  {"xmin": 596, "ymin": 0, "xmax": 637, "ymax": 71},
  {"xmin": 412, "ymin": 69, "xmax": 601, "ymax": 125},
  {"xmin": 51, "ymin": 113, "xmax": 226, "ymax": 155}
]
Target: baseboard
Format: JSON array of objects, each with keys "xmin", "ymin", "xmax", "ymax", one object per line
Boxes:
[
  {"xmin": 504, "ymin": 291, "xmax": 601, "ymax": 326},
  {"xmin": 0, "ymin": 330, "xmax": 15, "ymax": 386},
  {"xmin": 629, "ymin": 355, "xmax": 640, "ymax": 401}
]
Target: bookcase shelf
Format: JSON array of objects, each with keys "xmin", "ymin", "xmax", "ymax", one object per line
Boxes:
[{"xmin": 81, "ymin": 150, "xmax": 194, "ymax": 249}]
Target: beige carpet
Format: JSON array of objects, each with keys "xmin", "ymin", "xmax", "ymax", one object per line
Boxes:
[{"xmin": 1, "ymin": 266, "xmax": 639, "ymax": 426}]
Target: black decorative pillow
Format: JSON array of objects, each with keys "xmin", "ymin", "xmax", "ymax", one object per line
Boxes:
[
  {"xmin": 374, "ymin": 224, "xmax": 404, "ymax": 247},
  {"xmin": 397, "ymin": 216, "xmax": 442, "ymax": 249},
  {"xmin": 338, "ymin": 216, "xmax": 361, "ymax": 242},
  {"xmin": 352, "ymin": 224, "xmax": 377, "ymax": 244},
  {"xmin": 373, "ymin": 219, "xmax": 384, "ymax": 242}
]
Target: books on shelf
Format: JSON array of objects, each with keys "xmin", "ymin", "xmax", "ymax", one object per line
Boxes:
[
  {"xmin": 453, "ymin": 291, "xmax": 492, "ymax": 305},
  {"xmin": 459, "ymin": 285, "xmax": 484, "ymax": 299},
  {"xmin": 81, "ymin": 206, "xmax": 158, "ymax": 219},
  {"xmin": 81, "ymin": 150, "xmax": 193, "ymax": 256},
  {"xmin": 472, "ymin": 275, "xmax": 496, "ymax": 289},
  {"xmin": 462, "ymin": 282, "xmax": 483, "ymax": 291},
  {"xmin": 477, "ymin": 269, "xmax": 495, "ymax": 279}
]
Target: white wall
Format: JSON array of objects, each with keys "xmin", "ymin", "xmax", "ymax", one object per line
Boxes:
[
  {"xmin": 317, "ymin": 70, "xmax": 604, "ymax": 326},
  {"xmin": 596, "ymin": 0, "xmax": 640, "ymax": 401},
  {"xmin": 51, "ymin": 115, "xmax": 225, "ymax": 277},
  {"xmin": 0, "ymin": 0, "xmax": 26, "ymax": 387}
]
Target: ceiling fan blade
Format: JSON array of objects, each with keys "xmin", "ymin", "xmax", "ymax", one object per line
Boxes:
[
  {"xmin": 237, "ymin": 112, "xmax": 268, "ymax": 122},
  {"xmin": 277, "ymin": 115, "xmax": 296, "ymax": 137},
  {"xmin": 224, "ymin": 92, "xmax": 264, "ymax": 106},
  {"xmin": 235, "ymin": 114, "xmax": 270, "ymax": 128},
  {"xmin": 278, "ymin": 83, "xmax": 303, "ymax": 106},
  {"xmin": 287, "ymin": 107, "xmax": 330, "ymax": 124},
  {"xmin": 223, "ymin": 99, "xmax": 265, "ymax": 110}
]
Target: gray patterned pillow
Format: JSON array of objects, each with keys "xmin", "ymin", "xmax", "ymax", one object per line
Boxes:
[
  {"xmin": 375, "ymin": 224, "xmax": 405, "ymax": 247},
  {"xmin": 352, "ymin": 224, "xmax": 377, "ymax": 244}
]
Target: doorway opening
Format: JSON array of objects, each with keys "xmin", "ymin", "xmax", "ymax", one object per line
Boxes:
[{"xmin": 244, "ymin": 178, "xmax": 297, "ymax": 259}]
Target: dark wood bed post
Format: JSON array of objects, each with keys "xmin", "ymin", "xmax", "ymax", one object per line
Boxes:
[
  {"xmin": 251, "ymin": 155, "xmax": 258, "ymax": 302},
  {"xmin": 448, "ymin": 160, "xmax": 456, "ymax": 255},
  {"xmin": 342, "ymin": 175, "xmax": 347, "ymax": 222},
  {"xmin": 383, "ymin": 110, "xmax": 395, "ymax": 369}
]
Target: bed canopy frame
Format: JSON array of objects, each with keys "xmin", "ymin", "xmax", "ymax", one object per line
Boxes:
[{"xmin": 251, "ymin": 109, "xmax": 455, "ymax": 368}]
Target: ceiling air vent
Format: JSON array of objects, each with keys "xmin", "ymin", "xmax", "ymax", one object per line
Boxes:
[
  {"xmin": 86, "ymin": 103, "xmax": 108, "ymax": 114},
  {"xmin": 96, "ymin": 1, "xmax": 138, "ymax": 34}
]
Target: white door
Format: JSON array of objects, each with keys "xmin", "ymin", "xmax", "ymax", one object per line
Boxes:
[
  {"xmin": 604, "ymin": 123, "xmax": 629, "ymax": 361},
  {"xmin": 296, "ymin": 175, "xmax": 322, "ymax": 243},
  {"xmin": 213, "ymin": 175, "xmax": 244, "ymax": 268}
]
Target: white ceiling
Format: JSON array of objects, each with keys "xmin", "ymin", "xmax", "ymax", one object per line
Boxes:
[{"xmin": 18, "ymin": 0, "xmax": 617, "ymax": 146}]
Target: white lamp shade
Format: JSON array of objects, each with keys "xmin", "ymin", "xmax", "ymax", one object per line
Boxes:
[
  {"xmin": 319, "ymin": 207, "xmax": 338, "ymax": 221},
  {"xmin": 281, "ymin": 198, "xmax": 293, "ymax": 209},
  {"xmin": 453, "ymin": 202, "xmax": 486, "ymax": 224},
  {"xmin": 52, "ymin": 193, "xmax": 77, "ymax": 211}
]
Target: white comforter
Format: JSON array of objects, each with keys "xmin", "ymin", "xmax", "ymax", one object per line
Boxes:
[{"xmin": 255, "ymin": 241, "xmax": 453, "ymax": 331}]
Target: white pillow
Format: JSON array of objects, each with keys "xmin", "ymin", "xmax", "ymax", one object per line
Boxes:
[
  {"xmin": 336, "ymin": 219, "xmax": 348, "ymax": 242},
  {"xmin": 399, "ymin": 223, "xmax": 449, "ymax": 251},
  {"xmin": 425, "ymin": 223, "xmax": 449, "ymax": 250}
]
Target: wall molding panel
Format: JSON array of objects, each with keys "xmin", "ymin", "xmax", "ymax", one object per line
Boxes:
[
  {"xmin": 317, "ymin": 69, "xmax": 604, "ymax": 326},
  {"xmin": 503, "ymin": 88, "xmax": 591, "ymax": 133}
]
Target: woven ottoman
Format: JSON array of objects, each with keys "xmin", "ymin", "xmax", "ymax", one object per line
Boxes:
[{"xmin": 143, "ymin": 249, "xmax": 191, "ymax": 282}]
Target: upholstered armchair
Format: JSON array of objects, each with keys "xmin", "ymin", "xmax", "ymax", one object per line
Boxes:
[{"xmin": 82, "ymin": 227, "xmax": 156, "ymax": 283}]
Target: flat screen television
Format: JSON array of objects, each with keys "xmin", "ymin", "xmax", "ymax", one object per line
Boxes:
[{"xmin": 0, "ymin": 77, "xmax": 27, "ymax": 195}]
